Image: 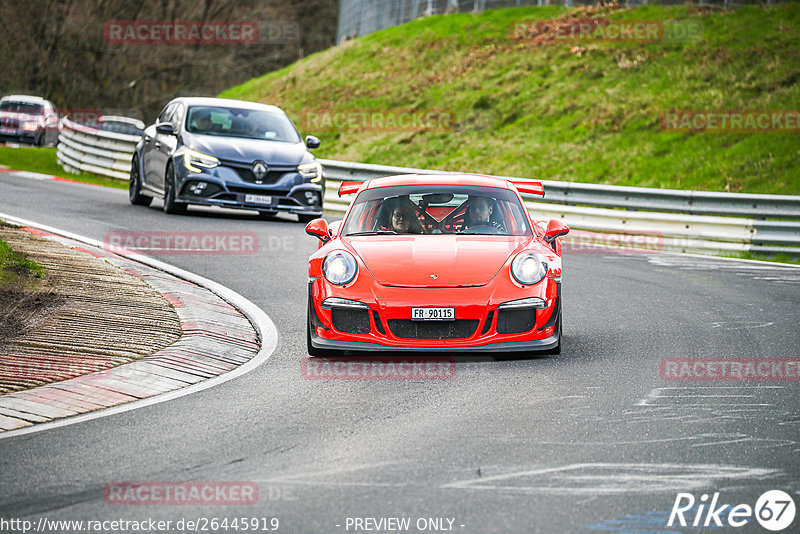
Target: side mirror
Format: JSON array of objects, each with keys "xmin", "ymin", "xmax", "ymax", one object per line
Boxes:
[
  {"xmin": 305, "ymin": 218, "xmax": 330, "ymax": 243},
  {"xmin": 45, "ymin": 114, "xmax": 59, "ymax": 127},
  {"xmin": 156, "ymin": 122, "xmax": 175, "ymax": 135},
  {"xmin": 305, "ymin": 135, "xmax": 321, "ymax": 149},
  {"xmin": 543, "ymin": 219, "xmax": 569, "ymax": 243}
]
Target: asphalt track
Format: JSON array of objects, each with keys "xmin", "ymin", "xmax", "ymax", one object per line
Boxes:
[{"xmin": 1, "ymin": 171, "xmax": 799, "ymax": 533}]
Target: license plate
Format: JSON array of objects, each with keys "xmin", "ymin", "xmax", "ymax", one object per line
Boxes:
[
  {"xmin": 0, "ymin": 127, "xmax": 15, "ymax": 135},
  {"xmin": 244, "ymin": 194, "xmax": 272, "ymax": 205},
  {"xmin": 411, "ymin": 307, "xmax": 455, "ymax": 321}
]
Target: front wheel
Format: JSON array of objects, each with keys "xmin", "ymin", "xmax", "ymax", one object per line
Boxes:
[
  {"xmin": 129, "ymin": 155, "xmax": 152, "ymax": 206},
  {"xmin": 542, "ymin": 321, "xmax": 562, "ymax": 355},
  {"xmin": 307, "ymin": 310, "xmax": 325, "ymax": 357},
  {"xmin": 163, "ymin": 163, "xmax": 187, "ymax": 214},
  {"xmin": 258, "ymin": 210, "xmax": 277, "ymax": 220}
]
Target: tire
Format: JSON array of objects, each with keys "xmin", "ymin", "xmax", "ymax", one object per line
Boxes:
[
  {"xmin": 543, "ymin": 321, "xmax": 562, "ymax": 355},
  {"xmin": 129, "ymin": 155, "xmax": 153, "ymax": 206},
  {"xmin": 35, "ymin": 132, "xmax": 45, "ymax": 147},
  {"xmin": 541, "ymin": 300, "xmax": 563, "ymax": 355},
  {"xmin": 298, "ymin": 213, "xmax": 319, "ymax": 224},
  {"xmin": 307, "ymin": 309, "xmax": 325, "ymax": 357},
  {"xmin": 163, "ymin": 163, "xmax": 187, "ymax": 214},
  {"xmin": 258, "ymin": 210, "xmax": 277, "ymax": 220}
]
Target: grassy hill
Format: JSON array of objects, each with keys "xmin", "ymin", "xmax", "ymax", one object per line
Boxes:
[{"xmin": 221, "ymin": 3, "xmax": 800, "ymax": 194}]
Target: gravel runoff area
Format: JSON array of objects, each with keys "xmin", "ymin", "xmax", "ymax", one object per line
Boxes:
[
  {"xmin": 0, "ymin": 224, "xmax": 182, "ymax": 393},
  {"xmin": 0, "ymin": 223, "xmax": 260, "ymax": 431}
]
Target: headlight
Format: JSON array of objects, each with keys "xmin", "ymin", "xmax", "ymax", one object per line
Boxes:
[
  {"xmin": 498, "ymin": 297, "xmax": 547, "ymax": 310},
  {"xmin": 298, "ymin": 161, "xmax": 322, "ymax": 183},
  {"xmin": 321, "ymin": 298, "xmax": 368, "ymax": 310},
  {"xmin": 22, "ymin": 121, "xmax": 39, "ymax": 132},
  {"xmin": 511, "ymin": 252, "xmax": 548, "ymax": 286},
  {"xmin": 183, "ymin": 149, "xmax": 219, "ymax": 173},
  {"xmin": 323, "ymin": 250, "xmax": 357, "ymax": 285}
]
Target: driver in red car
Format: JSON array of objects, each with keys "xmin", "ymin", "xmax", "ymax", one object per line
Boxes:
[{"xmin": 464, "ymin": 195, "xmax": 505, "ymax": 233}]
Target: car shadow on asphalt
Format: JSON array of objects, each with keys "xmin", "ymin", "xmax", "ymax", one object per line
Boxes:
[
  {"xmin": 317, "ymin": 350, "xmax": 554, "ymax": 363},
  {"xmin": 138, "ymin": 202, "xmax": 303, "ymax": 224}
]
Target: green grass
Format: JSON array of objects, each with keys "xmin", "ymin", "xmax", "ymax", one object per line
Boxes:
[
  {"xmin": 222, "ymin": 3, "xmax": 800, "ymax": 194},
  {"xmin": 0, "ymin": 146, "xmax": 127, "ymax": 189},
  {"xmin": 0, "ymin": 235, "xmax": 45, "ymax": 288}
]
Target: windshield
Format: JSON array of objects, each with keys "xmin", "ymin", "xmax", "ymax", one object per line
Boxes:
[
  {"xmin": 341, "ymin": 185, "xmax": 533, "ymax": 237},
  {"xmin": 185, "ymin": 105, "xmax": 301, "ymax": 142},
  {"xmin": 0, "ymin": 101, "xmax": 44, "ymax": 115}
]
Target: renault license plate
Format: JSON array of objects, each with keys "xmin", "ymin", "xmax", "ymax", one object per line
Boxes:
[{"xmin": 245, "ymin": 194, "xmax": 272, "ymax": 205}]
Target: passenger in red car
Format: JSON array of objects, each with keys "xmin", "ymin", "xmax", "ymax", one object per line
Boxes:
[{"xmin": 390, "ymin": 204, "xmax": 424, "ymax": 234}]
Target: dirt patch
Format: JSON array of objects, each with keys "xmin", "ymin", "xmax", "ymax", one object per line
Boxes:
[
  {"xmin": 0, "ymin": 287, "xmax": 66, "ymax": 346},
  {"xmin": 0, "ymin": 223, "xmax": 66, "ymax": 346},
  {"xmin": 0, "ymin": 225, "xmax": 182, "ymax": 394}
]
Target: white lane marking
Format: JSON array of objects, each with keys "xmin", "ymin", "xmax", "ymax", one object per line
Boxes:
[
  {"xmin": 536, "ymin": 436, "xmax": 699, "ymax": 445},
  {"xmin": 639, "ymin": 253, "xmax": 800, "ymax": 284},
  {"xmin": 0, "ymin": 212, "xmax": 278, "ymax": 440},
  {"xmin": 638, "ymin": 386, "xmax": 784, "ymax": 406},
  {"xmin": 690, "ymin": 436, "xmax": 796, "ymax": 448},
  {"xmin": 754, "ymin": 277, "xmax": 800, "ymax": 284},
  {"xmin": 709, "ymin": 321, "xmax": 775, "ymax": 329},
  {"xmin": 442, "ymin": 463, "xmax": 780, "ymax": 495},
  {"xmin": 1, "ymin": 170, "xmax": 56, "ymax": 180},
  {"xmin": 643, "ymin": 252, "xmax": 800, "ymax": 271},
  {"xmin": 531, "ymin": 434, "xmax": 796, "ymax": 449}
]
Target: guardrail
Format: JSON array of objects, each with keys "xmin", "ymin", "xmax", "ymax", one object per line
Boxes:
[
  {"xmin": 319, "ymin": 159, "xmax": 800, "ymax": 257},
  {"xmin": 50, "ymin": 128, "xmax": 799, "ymax": 256},
  {"xmin": 57, "ymin": 117, "xmax": 139, "ymax": 180}
]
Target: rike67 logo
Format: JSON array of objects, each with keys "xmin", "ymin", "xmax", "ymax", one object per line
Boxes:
[{"xmin": 669, "ymin": 490, "xmax": 796, "ymax": 531}]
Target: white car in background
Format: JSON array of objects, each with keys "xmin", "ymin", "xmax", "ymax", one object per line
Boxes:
[{"xmin": 0, "ymin": 95, "xmax": 60, "ymax": 147}]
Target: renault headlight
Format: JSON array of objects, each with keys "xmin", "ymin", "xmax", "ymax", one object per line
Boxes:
[
  {"xmin": 323, "ymin": 250, "xmax": 357, "ymax": 285},
  {"xmin": 511, "ymin": 252, "xmax": 548, "ymax": 286},
  {"xmin": 298, "ymin": 161, "xmax": 322, "ymax": 182},
  {"xmin": 183, "ymin": 149, "xmax": 219, "ymax": 173}
]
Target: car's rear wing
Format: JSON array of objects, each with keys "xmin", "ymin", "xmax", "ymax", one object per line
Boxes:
[
  {"xmin": 338, "ymin": 178, "xmax": 543, "ymax": 196},
  {"xmin": 510, "ymin": 181, "xmax": 544, "ymax": 197},
  {"xmin": 338, "ymin": 181, "xmax": 365, "ymax": 196}
]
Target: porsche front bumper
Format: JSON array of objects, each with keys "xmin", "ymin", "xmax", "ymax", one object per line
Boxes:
[{"xmin": 308, "ymin": 279, "xmax": 561, "ymax": 353}]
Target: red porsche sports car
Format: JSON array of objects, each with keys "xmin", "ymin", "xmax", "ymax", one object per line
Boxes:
[{"xmin": 304, "ymin": 174, "xmax": 569, "ymax": 356}]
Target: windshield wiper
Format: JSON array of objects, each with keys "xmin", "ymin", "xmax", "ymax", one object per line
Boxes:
[{"xmin": 345, "ymin": 231, "xmax": 398, "ymax": 236}]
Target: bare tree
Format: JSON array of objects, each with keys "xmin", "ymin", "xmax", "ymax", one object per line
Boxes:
[{"xmin": 0, "ymin": 0, "xmax": 338, "ymax": 121}]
